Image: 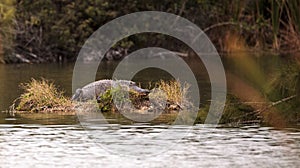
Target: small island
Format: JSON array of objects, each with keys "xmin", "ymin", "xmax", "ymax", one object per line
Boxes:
[{"xmin": 9, "ymin": 78, "xmax": 263, "ymax": 125}]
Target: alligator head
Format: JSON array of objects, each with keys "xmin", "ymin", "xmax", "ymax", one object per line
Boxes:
[{"xmin": 114, "ymin": 80, "xmax": 150, "ymax": 96}]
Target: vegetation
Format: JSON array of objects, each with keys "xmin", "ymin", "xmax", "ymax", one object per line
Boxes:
[
  {"xmin": 11, "ymin": 79, "xmax": 199, "ymax": 124},
  {"xmin": 0, "ymin": 0, "xmax": 300, "ymax": 63},
  {"xmin": 12, "ymin": 79, "xmax": 189, "ymax": 113},
  {"xmin": 0, "ymin": 0, "xmax": 15, "ymax": 63},
  {"xmin": 14, "ymin": 78, "xmax": 73, "ymax": 113},
  {"xmin": 154, "ymin": 80, "xmax": 191, "ymax": 111},
  {"xmin": 156, "ymin": 80, "xmax": 187, "ymax": 105},
  {"xmin": 9, "ymin": 76, "xmax": 298, "ymax": 126},
  {"xmin": 97, "ymin": 86, "xmax": 144, "ymax": 112},
  {"xmin": 97, "ymin": 89, "xmax": 114, "ymax": 112},
  {"xmin": 225, "ymin": 51, "xmax": 299, "ymax": 127},
  {"xmin": 196, "ymin": 95, "xmax": 258, "ymax": 125},
  {"xmin": 97, "ymin": 80, "xmax": 190, "ymax": 113},
  {"xmin": 266, "ymin": 60, "xmax": 300, "ymax": 125},
  {"xmin": 2, "ymin": 1, "xmax": 299, "ymax": 126}
]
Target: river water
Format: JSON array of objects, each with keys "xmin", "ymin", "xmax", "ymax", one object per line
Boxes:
[
  {"xmin": 0, "ymin": 56, "xmax": 299, "ymax": 167},
  {"xmin": 0, "ymin": 123, "xmax": 299, "ymax": 167}
]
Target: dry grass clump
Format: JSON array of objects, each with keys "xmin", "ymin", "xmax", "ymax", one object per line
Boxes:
[
  {"xmin": 156, "ymin": 80, "xmax": 190, "ymax": 108},
  {"xmin": 14, "ymin": 78, "xmax": 73, "ymax": 113}
]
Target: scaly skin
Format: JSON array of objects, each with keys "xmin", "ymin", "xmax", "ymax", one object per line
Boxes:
[{"xmin": 72, "ymin": 80, "xmax": 149, "ymax": 101}]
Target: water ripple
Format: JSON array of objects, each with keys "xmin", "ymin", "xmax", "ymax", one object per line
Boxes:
[{"xmin": 0, "ymin": 124, "xmax": 299, "ymax": 167}]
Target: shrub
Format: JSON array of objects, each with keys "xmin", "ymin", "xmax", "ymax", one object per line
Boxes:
[
  {"xmin": 156, "ymin": 80, "xmax": 190, "ymax": 108},
  {"xmin": 15, "ymin": 78, "xmax": 72, "ymax": 112}
]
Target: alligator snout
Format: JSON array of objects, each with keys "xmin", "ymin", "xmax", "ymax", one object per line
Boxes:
[{"xmin": 130, "ymin": 85, "xmax": 150, "ymax": 95}]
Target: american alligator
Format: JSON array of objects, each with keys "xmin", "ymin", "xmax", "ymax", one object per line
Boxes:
[{"xmin": 71, "ymin": 80, "xmax": 149, "ymax": 101}]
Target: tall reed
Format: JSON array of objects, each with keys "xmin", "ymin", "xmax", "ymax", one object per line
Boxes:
[
  {"xmin": 270, "ymin": 0, "xmax": 282, "ymax": 50},
  {"xmin": 286, "ymin": 0, "xmax": 300, "ymax": 33}
]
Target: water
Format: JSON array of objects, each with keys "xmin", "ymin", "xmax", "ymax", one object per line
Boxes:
[
  {"xmin": 0, "ymin": 56, "xmax": 299, "ymax": 167},
  {"xmin": 0, "ymin": 123, "xmax": 299, "ymax": 167}
]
